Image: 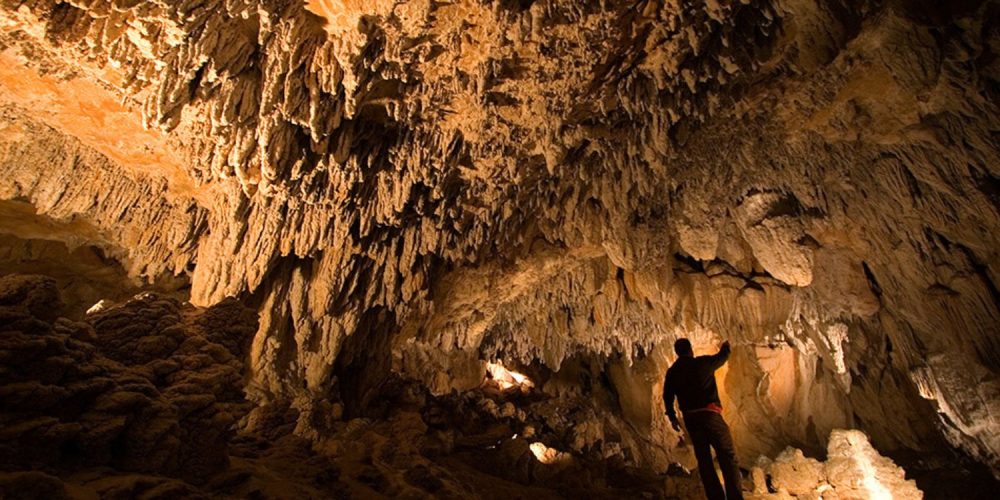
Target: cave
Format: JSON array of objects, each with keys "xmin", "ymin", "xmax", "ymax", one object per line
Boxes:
[{"xmin": 0, "ymin": 0, "xmax": 998, "ymax": 498}]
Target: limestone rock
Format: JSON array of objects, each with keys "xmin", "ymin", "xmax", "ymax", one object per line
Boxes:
[
  {"xmin": 770, "ymin": 448, "xmax": 827, "ymax": 496},
  {"xmin": 755, "ymin": 430, "xmax": 923, "ymax": 499},
  {"xmin": 0, "ymin": 273, "xmax": 255, "ymax": 485},
  {"xmin": 824, "ymin": 429, "xmax": 922, "ymax": 500}
]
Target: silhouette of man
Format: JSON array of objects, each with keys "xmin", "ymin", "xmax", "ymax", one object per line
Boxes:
[{"xmin": 663, "ymin": 338, "xmax": 742, "ymax": 500}]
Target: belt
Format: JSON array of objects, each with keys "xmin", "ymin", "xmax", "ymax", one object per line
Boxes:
[{"xmin": 683, "ymin": 403, "xmax": 723, "ymax": 415}]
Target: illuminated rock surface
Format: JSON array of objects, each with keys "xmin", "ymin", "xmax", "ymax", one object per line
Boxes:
[
  {"xmin": 749, "ymin": 430, "xmax": 921, "ymax": 499},
  {"xmin": 0, "ymin": 0, "xmax": 998, "ymax": 497}
]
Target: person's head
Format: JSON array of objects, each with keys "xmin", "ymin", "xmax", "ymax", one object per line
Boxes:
[{"xmin": 674, "ymin": 338, "xmax": 694, "ymax": 357}]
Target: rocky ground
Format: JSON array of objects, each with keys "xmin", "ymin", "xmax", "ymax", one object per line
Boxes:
[
  {"xmin": 0, "ymin": 268, "xmax": 667, "ymax": 498},
  {"xmin": 4, "ymin": 272, "xmax": 996, "ymax": 499}
]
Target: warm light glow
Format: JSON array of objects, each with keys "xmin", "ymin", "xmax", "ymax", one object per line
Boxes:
[
  {"xmin": 529, "ymin": 442, "xmax": 569, "ymax": 464},
  {"xmin": 485, "ymin": 360, "xmax": 534, "ymax": 391},
  {"xmin": 825, "ymin": 430, "xmax": 912, "ymax": 499},
  {"xmin": 304, "ymin": 0, "xmax": 397, "ymax": 34},
  {"xmin": 86, "ymin": 299, "xmax": 111, "ymax": 315},
  {"xmin": 856, "ymin": 446, "xmax": 894, "ymax": 500},
  {"xmin": 0, "ymin": 50, "xmax": 210, "ymax": 204}
]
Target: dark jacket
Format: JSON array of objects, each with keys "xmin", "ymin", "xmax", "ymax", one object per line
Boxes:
[{"xmin": 663, "ymin": 343, "xmax": 731, "ymax": 422}]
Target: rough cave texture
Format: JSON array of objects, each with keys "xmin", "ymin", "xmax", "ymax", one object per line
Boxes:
[{"xmin": 0, "ymin": 0, "xmax": 998, "ymax": 497}]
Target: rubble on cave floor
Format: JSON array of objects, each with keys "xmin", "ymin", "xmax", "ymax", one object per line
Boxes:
[
  {"xmin": 1, "ymin": 273, "xmax": 994, "ymax": 499},
  {"xmin": 0, "ymin": 273, "xmax": 676, "ymax": 498},
  {"xmin": 0, "ymin": 273, "xmax": 342, "ymax": 498}
]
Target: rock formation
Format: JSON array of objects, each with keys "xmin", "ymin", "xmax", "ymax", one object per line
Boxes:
[
  {"xmin": 749, "ymin": 429, "xmax": 922, "ymax": 499},
  {"xmin": 0, "ymin": 0, "xmax": 998, "ymax": 497}
]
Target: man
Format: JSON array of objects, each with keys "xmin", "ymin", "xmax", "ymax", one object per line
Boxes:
[{"xmin": 663, "ymin": 338, "xmax": 742, "ymax": 500}]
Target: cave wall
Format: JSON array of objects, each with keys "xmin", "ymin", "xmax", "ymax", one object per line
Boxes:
[{"xmin": 0, "ymin": 0, "xmax": 997, "ymax": 478}]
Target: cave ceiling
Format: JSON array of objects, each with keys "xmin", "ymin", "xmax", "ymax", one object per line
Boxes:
[{"xmin": 0, "ymin": 0, "xmax": 998, "ymax": 484}]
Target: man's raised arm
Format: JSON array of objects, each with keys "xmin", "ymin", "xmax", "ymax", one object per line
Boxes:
[{"xmin": 706, "ymin": 340, "xmax": 732, "ymax": 370}]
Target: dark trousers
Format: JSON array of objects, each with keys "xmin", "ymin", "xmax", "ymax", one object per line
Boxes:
[{"xmin": 684, "ymin": 411, "xmax": 742, "ymax": 500}]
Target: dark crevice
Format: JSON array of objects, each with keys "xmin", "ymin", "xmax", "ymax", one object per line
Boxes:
[{"xmin": 862, "ymin": 261, "xmax": 884, "ymax": 298}]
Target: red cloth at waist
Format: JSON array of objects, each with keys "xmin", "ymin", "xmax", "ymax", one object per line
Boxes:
[{"xmin": 684, "ymin": 403, "xmax": 723, "ymax": 415}]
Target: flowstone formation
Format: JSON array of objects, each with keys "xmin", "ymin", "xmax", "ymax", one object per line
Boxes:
[{"xmin": 0, "ymin": 0, "xmax": 999, "ymax": 497}]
